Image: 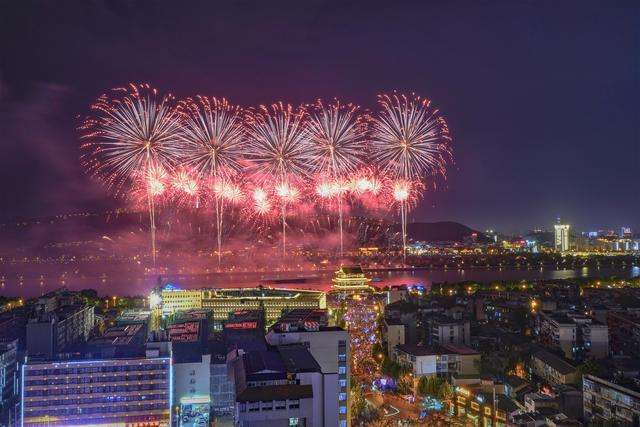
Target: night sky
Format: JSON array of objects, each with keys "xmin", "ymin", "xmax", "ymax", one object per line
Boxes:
[{"xmin": 1, "ymin": 1, "xmax": 638, "ymax": 233}]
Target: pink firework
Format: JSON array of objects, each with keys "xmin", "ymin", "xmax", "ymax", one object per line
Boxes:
[
  {"xmin": 171, "ymin": 168, "xmax": 200, "ymax": 207},
  {"xmin": 350, "ymin": 169, "xmax": 383, "ymax": 196},
  {"xmin": 275, "ymin": 182, "xmax": 301, "ymax": 204},
  {"xmin": 213, "ymin": 180, "xmax": 244, "ymax": 204},
  {"xmin": 251, "ymin": 187, "xmax": 273, "ymax": 216},
  {"xmin": 131, "ymin": 164, "xmax": 170, "ymax": 204},
  {"xmin": 79, "ymin": 83, "xmax": 181, "ymax": 265},
  {"xmin": 315, "ymin": 178, "xmax": 348, "ymax": 200}
]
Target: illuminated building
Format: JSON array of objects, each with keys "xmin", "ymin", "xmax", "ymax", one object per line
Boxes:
[
  {"xmin": 266, "ymin": 311, "xmax": 350, "ymax": 427},
  {"xmin": 583, "ymin": 374, "xmax": 640, "ymax": 425},
  {"xmin": 21, "ymin": 356, "xmax": 172, "ymax": 426},
  {"xmin": 452, "ymin": 385, "xmax": 517, "ymax": 427},
  {"xmin": 157, "ymin": 284, "xmax": 326, "ymax": 326},
  {"xmin": 160, "ymin": 284, "xmax": 203, "ymax": 317},
  {"xmin": 554, "ymin": 221, "xmax": 570, "ymax": 252},
  {"xmin": 330, "ymin": 266, "xmax": 372, "ymax": 293}
]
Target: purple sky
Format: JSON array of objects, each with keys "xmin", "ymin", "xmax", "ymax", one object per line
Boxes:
[{"xmin": 1, "ymin": 1, "xmax": 638, "ymax": 233}]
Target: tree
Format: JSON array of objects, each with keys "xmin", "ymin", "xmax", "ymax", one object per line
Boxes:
[
  {"xmin": 396, "ymin": 377, "xmax": 413, "ymax": 395},
  {"xmin": 417, "ymin": 376, "xmax": 432, "ymax": 396},
  {"xmin": 371, "ymin": 342, "xmax": 385, "ymax": 360},
  {"xmin": 417, "ymin": 376, "xmax": 455, "ymax": 400},
  {"xmin": 578, "ymin": 359, "xmax": 604, "ymax": 377},
  {"xmin": 381, "ymin": 357, "xmax": 409, "ymax": 380}
]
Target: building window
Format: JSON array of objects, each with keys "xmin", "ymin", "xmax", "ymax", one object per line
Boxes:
[{"xmin": 338, "ymin": 366, "xmax": 346, "ymax": 375}]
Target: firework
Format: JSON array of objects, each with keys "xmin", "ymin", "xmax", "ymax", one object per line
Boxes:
[
  {"xmin": 307, "ymin": 100, "xmax": 367, "ymax": 257},
  {"xmin": 213, "ymin": 179, "xmax": 244, "ymax": 204},
  {"xmin": 171, "ymin": 168, "xmax": 200, "ymax": 207},
  {"xmin": 177, "ymin": 96, "xmax": 246, "ymax": 266},
  {"xmin": 371, "ymin": 93, "xmax": 451, "ymax": 262},
  {"xmin": 245, "ymin": 102, "xmax": 311, "ymax": 256},
  {"xmin": 347, "ymin": 167, "xmax": 386, "ymax": 215},
  {"xmin": 251, "ymin": 187, "xmax": 273, "ymax": 216},
  {"xmin": 80, "ymin": 83, "xmax": 182, "ymax": 265}
]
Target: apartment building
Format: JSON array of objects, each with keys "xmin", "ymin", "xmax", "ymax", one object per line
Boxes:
[
  {"xmin": 21, "ymin": 356, "xmax": 172, "ymax": 426},
  {"xmin": 394, "ymin": 344, "xmax": 480, "ymax": 378}
]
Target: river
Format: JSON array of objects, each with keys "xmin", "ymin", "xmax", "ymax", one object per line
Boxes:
[{"xmin": 2, "ymin": 266, "xmax": 638, "ymax": 298}]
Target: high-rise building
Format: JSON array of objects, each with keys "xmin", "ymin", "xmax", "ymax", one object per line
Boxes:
[
  {"xmin": 21, "ymin": 356, "xmax": 172, "ymax": 426},
  {"xmin": 266, "ymin": 310, "xmax": 350, "ymax": 427},
  {"xmin": 554, "ymin": 221, "xmax": 570, "ymax": 252}
]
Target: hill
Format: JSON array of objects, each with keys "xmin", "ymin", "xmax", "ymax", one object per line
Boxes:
[{"xmin": 406, "ymin": 221, "xmax": 487, "ymax": 243}]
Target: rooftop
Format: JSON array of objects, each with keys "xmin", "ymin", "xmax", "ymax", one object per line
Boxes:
[
  {"xmin": 90, "ymin": 324, "xmax": 144, "ymax": 347},
  {"xmin": 338, "ymin": 266, "xmax": 364, "ymax": 275},
  {"xmin": 244, "ymin": 349, "xmax": 286, "ymax": 375},
  {"xmin": 277, "ymin": 345, "xmax": 321, "ymax": 373},
  {"xmin": 236, "ymin": 384, "xmax": 313, "ymax": 402},
  {"xmin": 396, "ymin": 343, "xmax": 479, "ymax": 356},
  {"xmin": 533, "ymin": 350, "xmax": 577, "ymax": 375}
]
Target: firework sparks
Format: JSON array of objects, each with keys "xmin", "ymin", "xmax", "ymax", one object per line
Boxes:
[
  {"xmin": 80, "ymin": 83, "xmax": 182, "ymax": 189},
  {"xmin": 80, "ymin": 83, "xmax": 182, "ymax": 265},
  {"xmin": 171, "ymin": 168, "xmax": 200, "ymax": 207},
  {"xmin": 371, "ymin": 92, "xmax": 452, "ymax": 263},
  {"xmin": 245, "ymin": 103, "xmax": 311, "ymax": 256},
  {"xmin": 307, "ymin": 100, "xmax": 367, "ymax": 176},
  {"xmin": 79, "ymin": 88, "xmax": 453, "ymax": 268},
  {"xmin": 251, "ymin": 187, "xmax": 272, "ymax": 216},
  {"xmin": 306, "ymin": 100, "xmax": 367, "ymax": 257},
  {"xmin": 213, "ymin": 180, "xmax": 244, "ymax": 204},
  {"xmin": 177, "ymin": 96, "xmax": 246, "ymax": 179},
  {"xmin": 177, "ymin": 96, "xmax": 246, "ymax": 266},
  {"xmin": 371, "ymin": 92, "xmax": 451, "ymax": 180}
]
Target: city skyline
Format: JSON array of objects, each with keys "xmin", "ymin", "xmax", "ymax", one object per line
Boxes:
[{"xmin": 1, "ymin": 1, "xmax": 638, "ymax": 233}]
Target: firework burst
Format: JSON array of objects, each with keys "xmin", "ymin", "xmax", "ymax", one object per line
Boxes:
[
  {"xmin": 176, "ymin": 96, "xmax": 246, "ymax": 266},
  {"xmin": 170, "ymin": 168, "xmax": 200, "ymax": 208},
  {"xmin": 371, "ymin": 92, "xmax": 452, "ymax": 262},
  {"xmin": 245, "ymin": 102, "xmax": 311, "ymax": 255},
  {"xmin": 306, "ymin": 100, "xmax": 367, "ymax": 257},
  {"xmin": 371, "ymin": 93, "xmax": 451, "ymax": 180},
  {"xmin": 80, "ymin": 83, "xmax": 182, "ymax": 265}
]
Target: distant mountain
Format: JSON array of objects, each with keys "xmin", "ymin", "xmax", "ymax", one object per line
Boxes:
[{"xmin": 406, "ymin": 221, "xmax": 487, "ymax": 243}]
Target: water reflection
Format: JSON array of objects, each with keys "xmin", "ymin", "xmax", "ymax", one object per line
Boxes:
[{"xmin": 0, "ymin": 266, "xmax": 638, "ymax": 298}]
